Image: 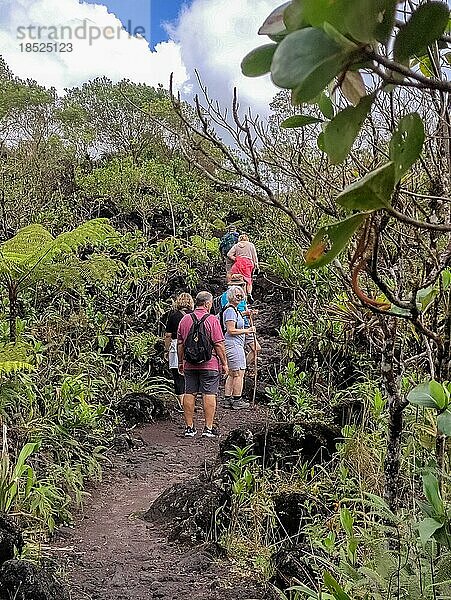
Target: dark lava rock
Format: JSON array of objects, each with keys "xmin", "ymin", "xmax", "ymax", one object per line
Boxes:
[
  {"xmin": 144, "ymin": 478, "xmax": 227, "ymax": 543},
  {"xmin": 0, "ymin": 560, "xmax": 69, "ymax": 600},
  {"xmin": 0, "ymin": 514, "xmax": 23, "ymax": 566},
  {"xmin": 273, "ymin": 492, "xmax": 309, "ymax": 538},
  {"xmin": 220, "ymin": 422, "xmax": 339, "ymax": 468},
  {"xmin": 273, "ymin": 545, "xmax": 319, "ymax": 590},
  {"xmin": 116, "ymin": 392, "xmax": 170, "ymax": 426}
]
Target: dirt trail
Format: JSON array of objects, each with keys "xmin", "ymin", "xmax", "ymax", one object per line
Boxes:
[{"xmin": 51, "ymin": 404, "xmax": 274, "ymax": 600}]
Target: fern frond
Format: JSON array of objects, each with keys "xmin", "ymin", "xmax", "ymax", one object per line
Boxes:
[{"xmin": 0, "ymin": 360, "xmax": 34, "ymax": 374}]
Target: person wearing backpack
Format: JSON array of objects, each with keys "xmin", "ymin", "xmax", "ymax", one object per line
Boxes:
[
  {"xmin": 177, "ymin": 291, "xmax": 228, "ymax": 438},
  {"xmin": 227, "ymin": 233, "xmax": 259, "ymax": 302},
  {"xmin": 219, "ymin": 225, "xmax": 239, "ymax": 273},
  {"xmin": 221, "ymin": 285, "xmax": 256, "ymax": 410},
  {"xmin": 164, "ymin": 293, "xmax": 194, "ymax": 412}
]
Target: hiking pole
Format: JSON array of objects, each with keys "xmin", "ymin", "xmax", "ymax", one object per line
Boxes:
[{"xmin": 249, "ymin": 313, "xmax": 258, "ymax": 409}]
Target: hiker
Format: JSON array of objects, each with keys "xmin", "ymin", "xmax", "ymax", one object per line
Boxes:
[
  {"xmin": 177, "ymin": 291, "xmax": 228, "ymax": 438},
  {"xmin": 219, "ymin": 274, "xmax": 261, "ymax": 369},
  {"xmin": 219, "ymin": 225, "xmax": 239, "ymax": 273},
  {"xmin": 221, "ymin": 285, "xmax": 256, "ymax": 409},
  {"xmin": 227, "ymin": 234, "xmax": 259, "ymax": 302},
  {"xmin": 164, "ymin": 293, "xmax": 194, "ymax": 412}
]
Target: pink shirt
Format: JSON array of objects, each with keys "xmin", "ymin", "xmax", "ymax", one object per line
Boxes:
[{"xmin": 177, "ymin": 308, "xmax": 224, "ymax": 371}]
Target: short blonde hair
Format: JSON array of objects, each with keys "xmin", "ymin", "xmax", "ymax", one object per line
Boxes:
[
  {"xmin": 175, "ymin": 293, "xmax": 194, "ymax": 311},
  {"xmin": 238, "ymin": 234, "xmax": 249, "ymax": 242}
]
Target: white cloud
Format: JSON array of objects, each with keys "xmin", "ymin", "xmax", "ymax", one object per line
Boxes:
[
  {"xmin": 171, "ymin": 0, "xmax": 280, "ymax": 117},
  {"xmin": 0, "ymin": 0, "xmax": 188, "ymax": 92}
]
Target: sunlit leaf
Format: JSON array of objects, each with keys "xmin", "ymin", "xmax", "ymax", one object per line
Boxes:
[
  {"xmin": 305, "ymin": 213, "xmax": 368, "ymax": 269},
  {"xmin": 323, "ymin": 93, "xmax": 374, "ymax": 164},
  {"xmin": 241, "ymin": 44, "xmax": 277, "ymax": 77},
  {"xmin": 271, "ymin": 28, "xmax": 351, "ymax": 102},
  {"xmin": 324, "ymin": 571, "xmax": 353, "ymax": 600},
  {"xmin": 336, "ymin": 162, "xmax": 394, "ymax": 211},
  {"xmin": 418, "ymin": 517, "xmax": 443, "ymax": 545},
  {"xmin": 430, "ymin": 380, "xmax": 447, "ymax": 410},
  {"xmin": 389, "ymin": 113, "xmax": 425, "ymax": 182},
  {"xmin": 422, "ymin": 472, "xmax": 444, "ymax": 517},
  {"xmin": 394, "ymin": 2, "xmax": 450, "ymax": 63}
]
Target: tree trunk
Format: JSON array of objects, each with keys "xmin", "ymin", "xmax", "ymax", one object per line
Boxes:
[{"xmin": 381, "ymin": 317, "xmax": 408, "ymax": 512}]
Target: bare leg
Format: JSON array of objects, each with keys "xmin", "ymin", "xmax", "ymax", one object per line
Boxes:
[
  {"xmin": 177, "ymin": 394, "xmax": 184, "ymax": 408},
  {"xmin": 203, "ymin": 394, "xmax": 216, "ymax": 429},
  {"xmin": 246, "ymin": 339, "xmax": 261, "ymax": 367},
  {"xmin": 225, "ymin": 373, "xmax": 234, "ymax": 397},
  {"xmin": 183, "ymin": 393, "xmax": 195, "ymax": 428},
  {"xmin": 232, "ymin": 370, "xmax": 245, "ymax": 396}
]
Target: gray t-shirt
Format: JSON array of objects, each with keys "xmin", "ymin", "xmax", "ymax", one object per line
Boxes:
[{"xmin": 223, "ymin": 306, "xmax": 245, "ymax": 347}]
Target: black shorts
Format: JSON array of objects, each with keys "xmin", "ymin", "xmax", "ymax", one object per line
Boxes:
[
  {"xmin": 171, "ymin": 368, "xmax": 185, "ymax": 396},
  {"xmin": 184, "ymin": 370, "xmax": 220, "ymax": 395}
]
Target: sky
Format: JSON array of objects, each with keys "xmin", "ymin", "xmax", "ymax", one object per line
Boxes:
[{"xmin": 0, "ymin": 0, "xmax": 279, "ymax": 116}]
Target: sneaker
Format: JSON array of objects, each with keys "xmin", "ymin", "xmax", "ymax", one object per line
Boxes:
[
  {"xmin": 231, "ymin": 399, "xmax": 250, "ymax": 410},
  {"xmin": 184, "ymin": 425, "xmax": 197, "ymax": 437},
  {"xmin": 221, "ymin": 397, "xmax": 233, "ymax": 409},
  {"xmin": 202, "ymin": 426, "xmax": 219, "ymax": 438}
]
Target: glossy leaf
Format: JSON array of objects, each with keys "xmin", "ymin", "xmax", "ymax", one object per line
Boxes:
[
  {"xmin": 422, "ymin": 472, "xmax": 444, "ymax": 517},
  {"xmin": 343, "ymin": 0, "xmax": 393, "ymax": 43},
  {"xmin": 271, "ymin": 28, "xmax": 350, "ymax": 102},
  {"xmin": 281, "ymin": 115, "xmax": 323, "ymax": 128},
  {"xmin": 318, "ymin": 92, "xmax": 334, "ymax": 119},
  {"xmin": 437, "ymin": 410, "xmax": 451, "ymax": 436},
  {"xmin": 430, "ymin": 380, "xmax": 447, "ymax": 409},
  {"xmin": 389, "ymin": 113, "xmax": 425, "ymax": 182},
  {"xmin": 394, "ymin": 2, "xmax": 450, "ymax": 63},
  {"xmin": 323, "ymin": 94, "xmax": 374, "ymax": 164},
  {"xmin": 407, "ymin": 382, "xmax": 437, "ymax": 408},
  {"xmin": 324, "ymin": 571, "xmax": 353, "ymax": 600},
  {"xmin": 241, "ymin": 44, "xmax": 277, "ymax": 77},
  {"xmin": 340, "ymin": 71, "xmax": 366, "ymax": 106},
  {"xmin": 258, "ymin": 2, "xmax": 291, "ymax": 35},
  {"xmin": 337, "ymin": 162, "xmax": 394, "ymax": 212},
  {"xmin": 305, "ymin": 213, "xmax": 367, "ymax": 269},
  {"xmin": 416, "ymin": 284, "xmax": 439, "ymax": 312},
  {"xmin": 284, "ymin": 0, "xmax": 308, "ymax": 31},
  {"xmin": 300, "ymin": 0, "xmax": 346, "ymax": 30},
  {"xmin": 418, "ymin": 517, "xmax": 443, "ymax": 545}
]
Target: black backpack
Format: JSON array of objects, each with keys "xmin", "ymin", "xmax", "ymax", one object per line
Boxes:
[
  {"xmin": 184, "ymin": 314, "xmax": 214, "ymax": 364},
  {"xmin": 219, "ymin": 304, "xmax": 239, "ymax": 334}
]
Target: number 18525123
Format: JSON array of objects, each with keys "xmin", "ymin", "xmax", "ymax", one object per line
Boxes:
[{"xmin": 20, "ymin": 42, "xmax": 73, "ymax": 52}]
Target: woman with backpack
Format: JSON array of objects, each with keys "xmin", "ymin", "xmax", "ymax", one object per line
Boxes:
[
  {"xmin": 227, "ymin": 234, "xmax": 259, "ymax": 302},
  {"xmin": 164, "ymin": 293, "xmax": 194, "ymax": 412},
  {"xmin": 221, "ymin": 285, "xmax": 256, "ymax": 410}
]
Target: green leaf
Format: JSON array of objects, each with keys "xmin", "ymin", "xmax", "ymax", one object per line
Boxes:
[
  {"xmin": 418, "ymin": 517, "xmax": 443, "ymax": 545},
  {"xmin": 284, "ymin": 0, "xmax": 308, "ymax": 31},
  {"xmin": 340, "ymin": 507, "xmax": 354, "ymax": 537},
  {"xmin": 281, "ymin": 115, "xmax": 323, "ymax": 128},
  {"xmin": 437, "ymin": 410, "xmax": 451, "ymax": 436},
  {"xmin": 241, "ymin": 44, "xmax": 277, "ymax": 77},
  {"xmin": 375, "ymin": 0, "xmax": 398, "ymax": 42},
  {"xmin": 407, "ymin": 382, "xmax": 437, "ymax": 408},
  {"xmin": 300, "ymin": 0, "xmax": 346, "ymax": 30},
  {"xmin": 323, "ymin": 94, "xmax": 374, "ymax": 164},
  {"xmin": 258, "ymin": 2, "xmax": 291, "ymax": 36},
  {"xmin": 430, "ymin": 380, "xmax": 447, "ymax": 409},
  {"xmin": 394, "ymin": 2, "xmax": 450, "ymax": 63},
  {"xmin": 416, "ymin": 284, "xmax": 439, "ymax": 312},
  {"xmin": 317, "ymin": 131, "xmax": 326, "ymax": 151},
  {"xmin": 318, "ymin": 92, "xmax": 334, "ymax": 119},
  {"xmin": 271, "ymin": 28, "xmax": 351, "ymax": 102},
  {"xmin": 389, "ymin": 113, "xmax": 425, "ymax": 182},
  {"xmin": 336, "ymin": 162, "xmax": 395, "ymax": 211},
  {"xmin": 422, "ymin": 472, "xmax": 444, "ymax": 517},
  {"xmin": 324, "ymin": 571, "xmax": 353, "ymax": 600},
  {"xmin": 343, "ymin": 0, "xmax": 393, "ymax": 43},
  {"xmin": 305, "ymin": 213, "xmax": 368, "ymax": 269}
]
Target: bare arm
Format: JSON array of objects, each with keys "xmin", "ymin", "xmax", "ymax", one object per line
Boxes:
[
  {"xmin": 213, "ymin": 341, "xmax": 229, "ymax": 376},
  {"xmin": 177, "ymin": 341, "xmax": 184, "ymax": 373},
  {"xmin": 164, "ymin": 333, "xmax": 172, "ymax": 352},
  {"xmin": 225, "ymin": 320, "xmax": 255, "ymax": 336},
  {"xmin": 251, "ymin": 243, "xmax": 259, "ymax": 268}
]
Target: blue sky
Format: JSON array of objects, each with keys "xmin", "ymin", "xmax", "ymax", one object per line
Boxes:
[{"xmin": 83, "ymin": 0, "xmax": 186, "ymax": 47}]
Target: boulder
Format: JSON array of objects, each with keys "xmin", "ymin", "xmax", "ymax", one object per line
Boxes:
[
  {"xmin": 0, "ymin": 560, "xmax": 69, "ymax": 600},
  {"xmin": 116, "ymin": 392, "xmax": 170, "ymax": 427},
  {"xmin": 0, "ymin": 514, "xmax": 23, "ymax": 566}
]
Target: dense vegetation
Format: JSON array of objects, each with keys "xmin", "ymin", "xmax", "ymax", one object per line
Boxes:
[{"xmin": 1, "ymin": 1, "xmax": 451, "ymax": 598}]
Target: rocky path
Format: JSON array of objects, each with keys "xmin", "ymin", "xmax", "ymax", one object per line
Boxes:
[{"xmin": 51, "ymin": 404, "xmax": 275, "ymax": 600}]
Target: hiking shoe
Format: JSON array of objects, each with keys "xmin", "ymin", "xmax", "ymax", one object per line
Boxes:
[
  {"xmin": 202, "ymin": 426, "xmax": 219, "ymax": 438},
  {"xmin": 231, "ymin": 399, "xmax": 250, "ymax": 410},
  {"xmin": 184, "ymin": 425, "xmax": 197, "ymax": 437},
  {"xmin": 221, "ymin": 397, "xmax": 233, "ymax": 409}
]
